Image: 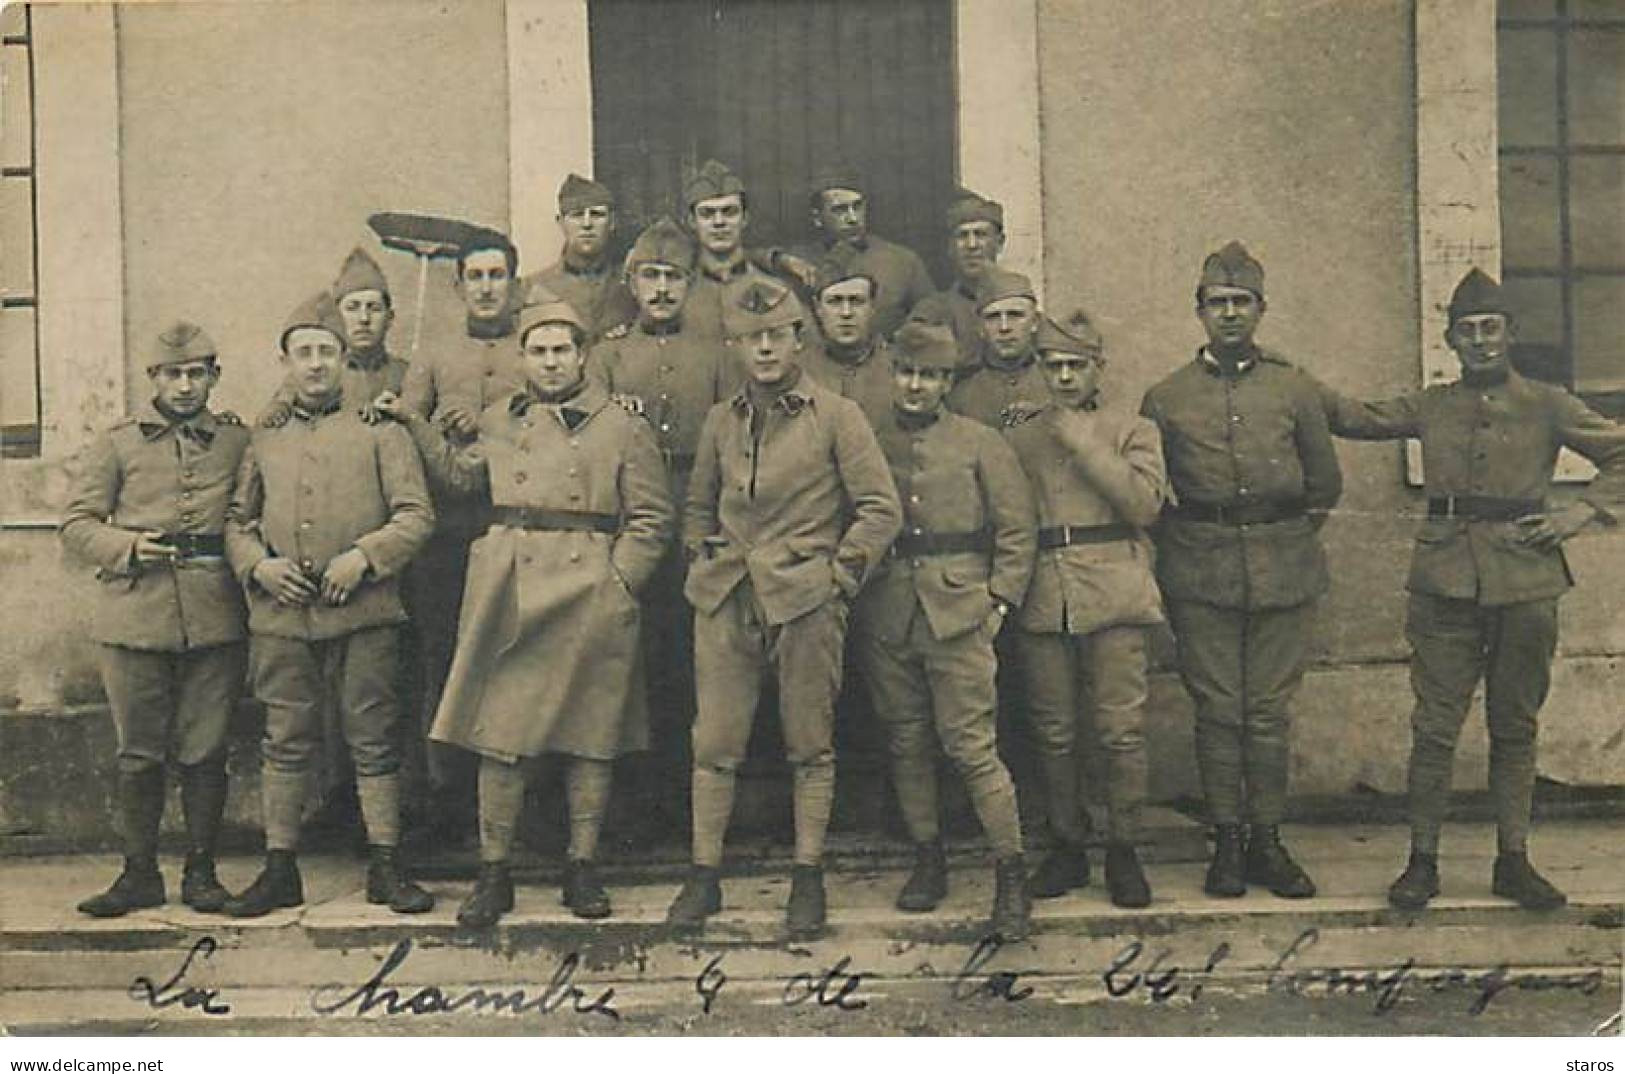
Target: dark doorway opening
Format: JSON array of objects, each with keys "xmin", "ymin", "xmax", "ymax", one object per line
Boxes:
[{"xmin": 589, "ymin": 0, "xmax": 959, "ymax": 283}]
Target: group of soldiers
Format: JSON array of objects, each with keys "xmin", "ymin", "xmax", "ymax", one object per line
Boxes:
[{"xmin": 63, "ymin": 159, "xmax": 1625, "ymax": 944}]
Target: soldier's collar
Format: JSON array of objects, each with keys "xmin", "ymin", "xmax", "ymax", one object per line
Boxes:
[
  {"xmin": 137, "ymin": 402, "xmax": 218, "ymax": 444},
  {"xmin": 731, "ymin": 369, "xmax": 813, "ymax": 416},
  {"xmin": 346, "ymin": 347, "xmax": 392, "ymax": 373},
  {"xmin": 291, "ymin": 391, "xmax": 345, "ymax": 422},
  {"xmin": 980, "ymin": 346, "xmax": 1036, "ymax": 375},
  {"xmin": 511, "ymin": 379, "xmax": 606, "ymax": 424},
  {"xmin": 638, "ymin": 316, "xmax": 683, "ymax": 337},
  {"xmin": 1197, "ymin": 346, "xmax": 1258, "ymax": 376},
  {"xmin": 824, "ymin": 337, "xmax": 878, "ymax": 367},
  {"xmin": 560, "ymin": 246, "xmax": 610, "ymax": 278},
  {"xmin": 698, "ymin": 252, "xmax": 749, "ymax": 283},
  {"xmin": 467, "ymin": 307, "xmax": 517, "ymax": 341},
  {"xmin": 825, "ymin": 234, "xmax": 870, "ymax": 253}
]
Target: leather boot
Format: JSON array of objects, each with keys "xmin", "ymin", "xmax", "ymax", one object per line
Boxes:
[
  {"xmin": 895, "ymin": 841, "xmax": 948, "ymax": 912},
  {"xmin": 456, "ymin": 862, "xmax": 515, "ymax": 928},
  {"xmin": 181, "ymin": 850, "xmax": 231, "ymax": 913},
  {"xmin": 665, "ymin": 865, "xmax": 723, "ymax": 932},
  {"xmin": 224, "ymin": 849, "xmax": 303, "ymax": 917},
  {"xmin": 562, "ymin": 859, "xmax": 612, "ymax": 920},
  {"xmin": 1203, "ymin": 824, "xmax": 1247, "ymax": 897},
  {"xmin": 1492, "ymin": 852, "xmax": 1567, "ymax": 910},
  {"xmin": 1104, "ymin": 841, "xmax": 1152, "ymax": 908},
  {"xmin": 79, "ymin": 767, "xmax": 168, "ymax": 917},
  {"xmin": 179, "ymin": 760, "xmax": 227, "ymax": 866},
  {"xmin": 1387, "ymin": 851, "xmax": 1440, "ymax": 910},
  {"xmin": 786, "ymin": 864, "xmax": 827, "ymax": 940},
  {"xmin": 366, "ymin": 845, "xmax": 434, "ymax": 914},
  {"xmin": 1029, "ymin": 842, "xmax": 1091, "ymax": 899},
  {"xmin": 989, "ymin": 855, "xmax": 1032, "ymax": 942},
  {"xmin": 77, "ymin": 856, "xmax": 165, "ymax": 917},
  {"xmin": 1245, "ymin": 824, "xmax": 1316, "ymax": 898}
]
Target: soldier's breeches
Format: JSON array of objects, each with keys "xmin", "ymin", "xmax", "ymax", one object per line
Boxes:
[
  {"xmin": 477, "ymin": 756, "xmax": 526, "ymax": 863},
  {"xmin": 1404, "ymin": 593, "xmax": 1557, "ymax": 855},
  {"xmin": 1166, "ymin": 601, "xmax": 1313, "ymax": 826},
  {"xmin": 690, "ymin": 586, "xmax": 845, "ymax": 866},
  {"xmin": 566, "ymin": 757, "xmax": 613, "ymax": 861},
  {"xmin": 98, "ymin": 643, "xmax": 246, "ymax": 771},
  {"xmin": 863, "ymin": 617, "xmax": 1023, "ymax": 857},
  {"xmin": 1019, "ymin": 627, "xmax": 1149, "ymax": 843},
  {"xmin": 254, "ymin": 627, "xmax": 402, "ymax": 778}
]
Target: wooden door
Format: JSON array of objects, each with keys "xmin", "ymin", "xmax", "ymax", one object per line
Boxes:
[{"xmin": 589, "ymin": 0, "xmax": 958, "ymax": 282}]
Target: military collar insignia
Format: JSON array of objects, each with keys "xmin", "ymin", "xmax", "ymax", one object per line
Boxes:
[
  {"xmin": 1196, "ymin": 347, "xmax": 1257, "ymax": 376},
  {"xmin": 729, "ymin": 385, "xmax": 814, "ymax": 416},
  {"xmin": 137, "ymin": 403, "xmax": 218, "ymax": 444},
  {"xmin": 291, "ymin": 392, "xmax": 345, "ymax": 422}
]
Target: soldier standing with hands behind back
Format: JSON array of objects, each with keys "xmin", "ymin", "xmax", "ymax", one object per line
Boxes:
[
  {"xmin": 1140, "ymin": 242, "xmax": 1341, "ymax": 901},
  {"xmin": 62, "ymin": 323, "xmax": 250, "ymax": 917},
  {"xmin": 1319, "ymin": 269, "xmax": 1625, "ymax": 911}
]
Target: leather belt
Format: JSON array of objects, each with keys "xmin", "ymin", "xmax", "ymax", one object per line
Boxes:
[
  {"xmin": 1166, "ymin": 500, "xmax": 1307, "ymax": 526},
  {"xmin": 892, "ymin": 529, "xmax": 991, "ymax": 557},
  {"xmin": 158, "ymin": 533, "xmax": 225, "ymax": 557},
  {"xmin": 491, "ymin": 506, "xmax": 620, "ymax": 534},
  {"xmin": 1037, "ymin": 522, "xmax": 1136, "ymax": 549},
  {"xmin": 1426, "ymin": 495, "xmax": 1543, "ymax": 521}
]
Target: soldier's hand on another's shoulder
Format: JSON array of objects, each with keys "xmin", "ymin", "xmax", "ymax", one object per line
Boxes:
[
  {"xmin": 216, "ymin": 410, "xmax": 244, "ymax": 427},
  {"xmin": 131, "ymin": 530, "xmax": 178, "ymax": 568},
  {"xmin": 1001, "ymin": 401, "xmax": 1046, "ymax": 429},
  {"xmin": 258, "ymin": 400, "xmax": 294, "ymax": 429},
  {"xmin": 253, "ymin": 557, "xmax": 319, "ymax": 607},
  {"xmin": 611, "ymin": 392, "xmax": 646, "ymax": 417},
  {"xmin": 438, "ymin": 405, "xmax": 479, "ymax": 442},
  {"xmin": 320, "ymin": 548, "xmax": 371, "ymax": 605},
  {"xmin": 1515, "ymin": 503, "xmax": 1598, "ymax": 550},
  {"xmin": 776, "ymin": 252, "xmax": 819, "ymax": 291},
  {"xmin": 369, "ymin": 391, "xmax": 407, "ymax": 423}
]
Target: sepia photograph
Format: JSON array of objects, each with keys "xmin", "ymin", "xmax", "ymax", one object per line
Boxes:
[{"xmin": 0, "ymin": 0, "xmax": 1620, "ymax": 1056}]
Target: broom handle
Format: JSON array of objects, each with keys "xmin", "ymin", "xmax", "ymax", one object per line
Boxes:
[{"xmin": 409, "ymin": 254, "xmax": 430, "ymax": 358}]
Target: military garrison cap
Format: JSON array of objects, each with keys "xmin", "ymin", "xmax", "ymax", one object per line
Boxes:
[
  {"xmin": 558, "ymin": 173, "xmax": 614, "ymax": 215},
  {"xmin": 945, "ymin": 188, "xmax": 1004, "ymax": 232},
  {"xmin": 1199, "ymin": 240, "xmax": 1264, "ymax": 298},
  {"xmin": 1447, "ymin": 267, "xmax": 1507, "ymax": 325},
  {"xmin": 627, "ymin": 216, "xmax": 696, "ymax": 271},
  {"xmin": 892, "ymin": 320, "xmax": 960, "ymax": 371},
  {"xmin": 279, "ymin": 291, "xmax": 346, "ymax": 353},
  {"xmin": 807, "ymin": 162, "xmax": 865, "ymax": 204},
  {"xmin": 684, "ymin": 159, "xmax": 746, "ymax": 210},
  {"xmin": 975, "ymin": 269, "xmax": 1037, "ymax": 312},
  {"xmin": 1036, "ymin": 308, "xmax": 1104, "ymax": 357},
  {"xmin": 811, "ymin": 240, "xmax": 877, "ymax": 298},
  {"xmin": 723, "ymin": 277, "xmax": 806, "ymax": 338},
  {"xmin": 332, "ymin": 247, "xmax": 390, "ymax": 303},
  {"xmin": 149, "ymin": 321, "xmax": 218, "ymax": 369},
  {"xmin": 518, "ymin": 296, "xmax": 589, "ymax": 344}
]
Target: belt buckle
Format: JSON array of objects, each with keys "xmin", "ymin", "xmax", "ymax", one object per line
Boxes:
[
  {"xmin": 1057, "ymin": 524, "xmax": 1072, "ymax": 547},
  {"xmin": 1443, "ymin": 494, "xmax": 1459, "ymax": 519}
]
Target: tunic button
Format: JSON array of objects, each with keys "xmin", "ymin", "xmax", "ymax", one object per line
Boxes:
[
  {"xmin": 1238, "ymin": 485, "xmax": 1250, "ymax": 495},
  {"xmin": 909, "ymin": 495, "xmax": 921, "ymax": 504},
  {"xmin": 515, "ymin": 472, "xmax": 528, "ymax": 483},
  {"xmin": 300, "ymin": 520, "xmax": 312, "ymax": 530},
  {"xmin": 569, "ymin": 492, "xmax": 582, "ymax": 501},
  {"xmin": 569, "ymin": 552, "xmax": 581, "ymax": 563},
  {"xmin": 570, "ymin": 441, "xmax": 580, "ymax": 450},
  {"xmin": 911, "ymin": 559, "xmax": 923, "ymax": 569}
]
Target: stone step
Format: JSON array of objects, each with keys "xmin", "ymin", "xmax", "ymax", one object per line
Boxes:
[{"xmin": 3, "ymin": 822, "xmax": 1617, "ymax": 1032}]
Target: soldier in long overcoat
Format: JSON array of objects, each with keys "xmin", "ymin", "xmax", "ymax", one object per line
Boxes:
[{"xmin": 380, "ymin": 298, "xmax": 672, "ymax": 926}]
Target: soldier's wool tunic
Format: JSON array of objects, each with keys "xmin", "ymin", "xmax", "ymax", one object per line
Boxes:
[
  {"xmin": 853, "ymin": 407, "xmax": 1035, "ymax": 855},
  {"xmin": 1320, "ymin": 368, "xmax": 1625, "ymax": 853},
  {"xmin": 62, "ymin": 406, "xmax": 251, "ymax": 766},
  {"xmin": 1005, "ymin": 402, "xmax": 1169, "ymax": 843},
  {"xmin": 800, "ymin": 337, "xmax": 895, "ymax": 433},
  {"xmin": 790, "ymin": 235, "xmax": 937, "ymax": 340},
  {"xmin": 1139, "ymin": 347, "xmax": 1342, "ymax": 826},
  {"xmin": 523, "ymin": 254, "xmax": 639, "ymax": 343},
  {"xmin": 411, "ymin": 383, "xmax": 673, "ymax": 762},
  {"xmin": 947, "ymin": 349, "xmax": 1051, "ymax": 430}
]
